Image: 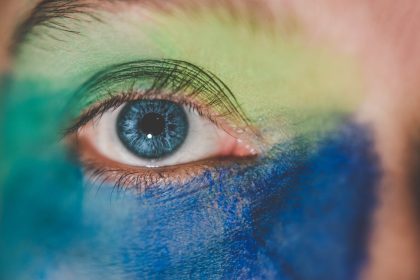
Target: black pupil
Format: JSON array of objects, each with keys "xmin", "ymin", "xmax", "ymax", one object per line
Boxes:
[{"xmin": 138, "ymin": 113, "xmax": 165, "ymax": 136}]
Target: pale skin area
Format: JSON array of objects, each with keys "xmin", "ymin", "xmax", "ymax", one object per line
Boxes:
[{"xmin": 1, "ymin": 1, "xmax": 420, "ymax": 279}]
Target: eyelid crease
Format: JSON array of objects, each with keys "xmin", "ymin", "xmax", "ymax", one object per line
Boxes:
[{"xmin": 65, "ymin": 59, "xmax": 254, "ymax": 136}]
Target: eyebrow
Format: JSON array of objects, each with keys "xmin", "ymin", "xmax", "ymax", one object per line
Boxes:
[
  {"xmin": 13, "ymin": 0, "xmax": 97, "ymax": 49},
  {"xmin": 12, "ymin": 0, "xmax": 274, "ymax": 51}
]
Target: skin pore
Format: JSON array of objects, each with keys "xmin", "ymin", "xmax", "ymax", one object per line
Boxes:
[{"xmin": 1, "ymin": 0, "xmax": 420, "ymax": 279}]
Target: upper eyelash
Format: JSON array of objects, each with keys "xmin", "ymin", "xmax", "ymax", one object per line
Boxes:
[
  {"xmin": 65, "ymin": 59, "xmax": 252, "ymax": 135},
  {"xmin": 65, "ymin": 91, "xmax": 215, "ymax": 135},
  {"xmin": 63, "ymin": 60, "xmax": 263, "ymax": 190}
]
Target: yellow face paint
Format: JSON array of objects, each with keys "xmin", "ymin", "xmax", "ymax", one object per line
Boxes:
[{"xmin": 14, "ymin": 5, "xmax": 365, "ymax": 144}]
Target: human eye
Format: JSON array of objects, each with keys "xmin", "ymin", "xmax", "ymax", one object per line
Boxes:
[
  {"xmin": 5, "ymin": 0, "xmax": 407, "ymax": 279},
  {"xmin": 65, "ymin": 59, "xmax": 260, "ymax": 189}
]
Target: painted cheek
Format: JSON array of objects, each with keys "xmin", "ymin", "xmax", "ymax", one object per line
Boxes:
[{"xmin": 56, "ymin": 120, "xmax": 379, "ymax": 279}]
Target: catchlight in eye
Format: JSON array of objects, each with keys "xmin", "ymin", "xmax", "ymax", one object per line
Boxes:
[
  {"xmin": 117, "ymin": 100, "xmax": 189, "ymax": 159},
  {"xmin": 77, "ymin": 97, "xmax": 256, "ymax": 169}
]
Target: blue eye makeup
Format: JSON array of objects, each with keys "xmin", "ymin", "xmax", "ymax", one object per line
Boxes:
[{"xmin": 117, "ymin": 100, "xmax": 189, "ymax": 159}]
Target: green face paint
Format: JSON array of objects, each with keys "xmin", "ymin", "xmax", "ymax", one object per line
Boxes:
[
  {"xmin": 0, "ymin": 75, "xmax": 85, "ymax": 279},
  {"xmin": 1, "ymin": 3, "xmax": 380, "ymax": 279},
  {"xmin": 14, "ymin": 5, "xmax": 365, "ymax": 148}
]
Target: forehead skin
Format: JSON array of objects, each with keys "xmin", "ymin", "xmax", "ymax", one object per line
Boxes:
[{"xmin": 1, "ymin": 0, "xmax": 420, "ymax": 279}]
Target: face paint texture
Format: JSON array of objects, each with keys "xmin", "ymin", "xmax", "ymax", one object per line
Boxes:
[
  {"xmin": 1, "ymin": 4, "xmax": 379, "ymax": 280},
  {"xmin": 255, "ymin": 123, "xmax": 379, "ymax": 279},
  {"xmin": 0, "ymin": 74, "xmax": 378, "ymax": 279},
  {"xmin": 44, "ymin": 121, "xmax": 376, "ymax": 280},
  {"xmin": 0, "ymin": 78, "xmax": 84, "ymax": 279},
  {"xmin": 14, "ymin": 7, "xmax": 365, "ymax": 144}
]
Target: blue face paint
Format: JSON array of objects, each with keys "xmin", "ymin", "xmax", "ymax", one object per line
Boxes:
[
  {"xmin": 0, "ymin": 77, "xmax": 379, "ymax": 279},
  {"xmin": 38, "ymin": 123, "xmax": 379, "ymax": 279},
  {"xmin": 254, "ymin": 122, "xmax": 379, "ymax": 280}
]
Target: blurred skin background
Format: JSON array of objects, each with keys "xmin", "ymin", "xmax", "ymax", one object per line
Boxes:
[{"xmin": 0, "ymin": 0, "xmax": 419, "ymax": 279}]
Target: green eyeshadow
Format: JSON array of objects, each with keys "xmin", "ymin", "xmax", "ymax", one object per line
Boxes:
[{"xmin": 13, "ymin": 5, "xmax": 365, "ymax": 144}]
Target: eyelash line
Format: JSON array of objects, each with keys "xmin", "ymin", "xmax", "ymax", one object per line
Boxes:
[
  {"xmin": 65, "ymin": 59, "xmax": 252, "ymax": 135},
  {"xmin": 64, "ymin": 59, "xmax": 264, "ymax": 190},
  {"xmin": 65, "ymin": 91, "xmax": 222, "ymax": 135},
  {"xmin": 80, "ymin": 153, "xmax": 257, "ymax": 192}
]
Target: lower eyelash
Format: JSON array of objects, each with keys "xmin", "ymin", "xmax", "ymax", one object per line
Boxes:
[
  {"xmin": 83, "ymin": 161, "xmax": 203, "ymax": 192},
  {"xmin": 81, "ymin": 156, "xmax": 256, "ymax": 193},
  {"xmin": 69, "ymin": 119, "xmax": 258, "ymax": 192}
]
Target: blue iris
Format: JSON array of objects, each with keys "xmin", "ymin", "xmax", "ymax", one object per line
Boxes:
[{"xmin": 117, "ymin": 100, "xmax": 189, "ymax": 159}]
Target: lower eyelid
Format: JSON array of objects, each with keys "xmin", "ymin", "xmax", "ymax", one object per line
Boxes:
[
  {"xmin": 80, "ymin": 151, "xmax": 257, "ymax": 192},
  {"xmin": 68, "ymin": 87, "xmax": 262, "ymax": 189},
  {"xmin": 71, "ymin": 128, "xmax": 257, "ymax": 191}
]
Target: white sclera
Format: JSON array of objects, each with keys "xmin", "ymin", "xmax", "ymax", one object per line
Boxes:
[{"xmin": 81, "ymin": 104, "xmax": 236, "ymax": 168}]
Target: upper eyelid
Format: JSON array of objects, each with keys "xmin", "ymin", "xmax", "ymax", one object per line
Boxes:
[{"xmin": 65, "ymin": 59, "xmax": 252, "ymax": 134}]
